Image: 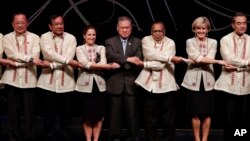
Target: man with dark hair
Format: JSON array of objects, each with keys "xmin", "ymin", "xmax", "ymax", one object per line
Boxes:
[
  {"xmin": 135, "ymin": 21, "xmax": 182, "ymax": 141},
  {"xmin": 37, "ymin": 14, "xmax": 81, "ymax": 141},
  {"xmin": 2, "ymin": 12, "xmax": 43, "ymax": 141},
  {"xmin": 215, "ymin": 12, "xmax": 250, "ymax": 141}
]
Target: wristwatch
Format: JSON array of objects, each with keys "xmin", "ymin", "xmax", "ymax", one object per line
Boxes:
[{"xmin": 29, "ymin": 57, "xmax": 33, "ymax": 63}]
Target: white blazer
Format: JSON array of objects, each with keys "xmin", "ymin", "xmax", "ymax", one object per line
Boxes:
[
  {"xmin": 75, "ymin": 44, "xmax": 107, "ymax": 93},
  {"xmin": 181, "ymin": 37, "xmax": 217, "ymax": 91}
]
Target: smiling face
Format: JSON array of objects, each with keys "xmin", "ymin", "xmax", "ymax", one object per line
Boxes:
[
  {"xmin": 194, "ymin": 24, "xmax": 208, "ymax": 40},
  {"xmin": 192, "ymin": 17, "xmax": 210, "ymax": 40},
  {"xmin": 49, "ymin": 16, "xmax": 64, "ymax": 36},
  {"xmin": 84, "ymin": 28, "xmax": 96, "ymax": 46},
  {"xmin": 12, "ymin": 13, "xmax": 28, "ymax": 35}
]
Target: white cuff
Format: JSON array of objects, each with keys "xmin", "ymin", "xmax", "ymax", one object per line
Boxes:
[
  {"xmin": 168, "ymin": 56, "xmax": 173, "ymax": 63},
  {"xmin": 65, "ymin": 58, "xmax": 70, "ymax": 64},
  {"xmin": 49, "ymin": 63, "xmax": 54, "ymax": 69},
  {"xmin": 196, "ymin": 55, "xmax": 203, "ymax": 63},
  {"xmin": 26, "ymin": 56, "xmax": 31, "ymax": 63},
  {"xmin": 144, "ymin": 62, "xmax": 147, "ymax": 68}
]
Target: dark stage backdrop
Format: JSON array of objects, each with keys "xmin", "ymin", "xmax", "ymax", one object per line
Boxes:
[{"xmin": 0, "ymin": 0, "xmax": 250, "ymax": 129}]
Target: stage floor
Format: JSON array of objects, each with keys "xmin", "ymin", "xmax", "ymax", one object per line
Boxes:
[{"xmin": 0, "ymin": 116, "xmax": 224, "ymax": 141}]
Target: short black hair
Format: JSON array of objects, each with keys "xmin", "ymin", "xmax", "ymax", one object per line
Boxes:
[{"xmin": 232, "ymin": 12, "xmax": 247, "ymax": 23}]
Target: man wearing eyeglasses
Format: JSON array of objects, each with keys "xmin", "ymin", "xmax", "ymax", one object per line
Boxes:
[{"xmin": 135, "ymin": 21, "xmax": 182, "ymax": 141}]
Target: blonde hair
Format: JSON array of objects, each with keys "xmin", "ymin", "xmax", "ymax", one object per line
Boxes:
[{"xmin": 192, "ymin": 16, "xmax": 211, "ymax": 32}]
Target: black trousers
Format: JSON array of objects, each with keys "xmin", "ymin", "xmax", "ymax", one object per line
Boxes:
[
  {"xmin": 109, "ymin": 89, "xmax": 139, "ymax": 141},
  {"xmin": 222, "ymin": 92, "xmax": 250, "ymax": 141},
  {"xmin": 6, "ymin": 85, "xmax": 37, "ymax": 141},
  {"xmin": 0, "ymin": 88, "xmax": 6, "ymax": 134},
  {"xmin": 143, "ymin": 90, "xmax": 176, "ymax": 141},
  {"xmin": 42, "ymin": 89, "xmax": 72, "ymax": 141}
]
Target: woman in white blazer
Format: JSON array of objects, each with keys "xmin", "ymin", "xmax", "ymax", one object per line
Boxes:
[
  {"xmin": 181, "ymin": 17, "xmax": 225, "ymax": 141},
  {"xmin": 75, "ymin": 25, "xmax": 117, "ymax": 141}
]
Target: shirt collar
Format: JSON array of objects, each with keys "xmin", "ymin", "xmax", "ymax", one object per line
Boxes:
[
  {"xmin": 233, "ymin": 32, "xmax": 245, "ymax": 40},
  {"xmin": 52, "ymin": 32, "xmax": 64, "ymax": 39},
  {"xmin": 120, "ymin": 37, "xmax": 128, "ymax": 43},
  {"xmin": 14, "ymin": 31, "xmax": 27, "ymax": 37}
]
